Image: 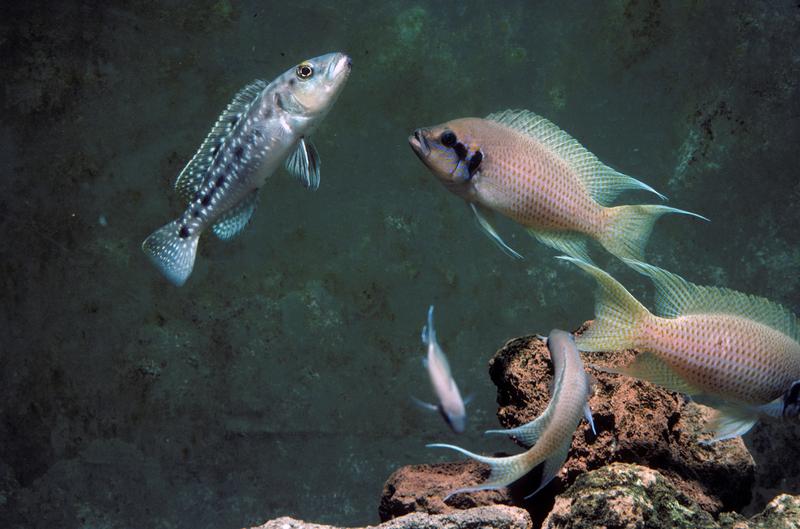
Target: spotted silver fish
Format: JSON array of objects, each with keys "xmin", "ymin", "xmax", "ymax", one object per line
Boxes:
[{"xmin": 142, "ymin": 52, "xmax": 352, "ymax": 286}]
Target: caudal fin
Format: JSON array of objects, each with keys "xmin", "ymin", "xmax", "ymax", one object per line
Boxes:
[
  {"xmin": 599, "ymin": 205, "xmax": 708, "ymax": 261},
  {"xmin": 557, "ymin": 256, "xmax": 651, "ymax": 351},
  {"xmin": 426, "ymin": 443, "xmax": 531, "ymax": 498},
  {"xmin": 142, "ymin": 221, "xmax": 199, "ymax": 287}
]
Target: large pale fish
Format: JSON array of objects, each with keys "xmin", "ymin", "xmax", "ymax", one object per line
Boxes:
[
  {"xmin": 408, "ymin": 110, "xmax": 707, "ymax": 262},
  {"xmin": 561, "ymin": 256, "xmax": 800, "ymax": 442},
  {"xmin": 142, "ymin": 52, "xmax": 352, "ymax": 286},
  {"xmin": 414, "ymin": 305, "xmax": 468, "ymax": 433},
  {"xmin": 429, "ymin": 329, "xmax": 594, "ymax": 498}
]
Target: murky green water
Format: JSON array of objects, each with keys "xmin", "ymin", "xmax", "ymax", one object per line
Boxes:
[{"xmin": 1, "ymin": 1, "xmax": 799, "ymax": 528}]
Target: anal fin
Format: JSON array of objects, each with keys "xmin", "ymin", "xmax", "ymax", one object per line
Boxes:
[
  {"xmin": 212, "ymin": 189, "xmax": 259, "ymax": 240},
  {"xmin": 525, "ymin": 435, "xmax": 571, "ymax": 499},
  {"xmin": 702, "ymin": 405, "xmax": 758, "ymax": 444},
  {"xmin": 590, "ymin": 352, "xmax": 698, "ymax": 396},
  {"xmin": 528, "ymin": 228, "xmax": 592, "ymax": 262}
]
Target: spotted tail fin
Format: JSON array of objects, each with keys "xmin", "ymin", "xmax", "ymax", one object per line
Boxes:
[
  {"xmin": 557, "ymin": 256, "xmax": 651, "ymax": 352},
  {"xmin": 599, "ymin": 205, "xmax": 708, "ymax": 262},
  {"xmin": 142, "ymin": 220, "xmax": 199, "ymax": 287}
]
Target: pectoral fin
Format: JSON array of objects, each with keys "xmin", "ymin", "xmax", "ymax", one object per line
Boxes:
[
  {"xmin": 410, "ymin": 395, "xmax": 439, "ymax": 412},
  {"xmin": 285, "ymin": 137, "xmax": 321, "ymax": 190},
  {"xmin": 470, "ymin": 203, "xmax": 523, "ymax": 259}
]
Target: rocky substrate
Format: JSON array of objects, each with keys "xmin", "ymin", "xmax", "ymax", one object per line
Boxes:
[{"xmin": 376, "ymin": 322, "xmax": 800, "ymax": 528}]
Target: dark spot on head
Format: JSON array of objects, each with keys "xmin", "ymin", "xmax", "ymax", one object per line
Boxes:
[
  {"xmin": 468, "ymin": 150, "xmax": 483, "ymax": 177},
  {"xmin": 179, "ymin": 225, "xmax": 190, "ymax": 238},
  {"xmin": 454, "ymin": 142, "xmax": 468, "ymax": 160},
  {"xmin": 289, "ymin": 78, "xmax": 296, "ymax": 86},
  {"xmin": 234, "ymin": 146, "xmax": 244, "ymax": 159},
  {"xmin": 216, "ymin": 175, "xmax": 225, "ymax": 187},
  {"xmin": 201, "ymin": 193, "xmax": 211, "ymax": 206},
  {"xmin": 441, "ymin": 130, "xmax": 457, "ymax": 147}
]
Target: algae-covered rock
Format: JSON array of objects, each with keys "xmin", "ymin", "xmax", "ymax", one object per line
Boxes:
[
  {"xmin": 743, "ymin": 494, "xmax": 800, "ymax": 529},
  {"xmin": 250, "ymin": 505, "xmax": 531, "ymax": 529},
  {"xmin": 542, "ymin": 463, "xmax": 718, "ymax": 529}
]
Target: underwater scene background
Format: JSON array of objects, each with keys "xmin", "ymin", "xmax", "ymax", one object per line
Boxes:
[{"xmin": 1, "ymin": 1, "xmax": 799, "ymax": 528}]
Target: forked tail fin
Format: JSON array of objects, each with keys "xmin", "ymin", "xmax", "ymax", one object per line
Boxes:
[
  {"xmin": 426, "ymin": 443, "xmax": 531, "ymax": 498},
  {"xmin": 557, "ymin": 256, "xmax": 651, "ymax": 352},
  {"xmin": 142, "ymin": 220, "xmax": 200, "ymax": 287},
  {"xmin": 599, "ymin": 204, "xmax": 707, "ymax": 261}
]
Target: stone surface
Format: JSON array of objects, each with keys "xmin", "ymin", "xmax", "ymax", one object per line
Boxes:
[
  {"xmin": 380, "ymin": 322, "xmax": 755, "ymax": 524},
  {"xmin": 379, "ymin": 461, "xmax": 512, "ymax": 521},
  {"xmin": 250, "ymin": 506, "xmax": 531, "ymax": 529},
  {"xmin": 542, "ymin": 463, "xmax": 718, "ymax": 529}
]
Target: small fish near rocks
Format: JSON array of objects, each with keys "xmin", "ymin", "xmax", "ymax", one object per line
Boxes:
[{"xmin": 142, "ymin": 52, "xmax": 352, "ymax": 286}]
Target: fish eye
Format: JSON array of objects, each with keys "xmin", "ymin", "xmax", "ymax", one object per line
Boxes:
[
  {"xmin": 296, "ymin": 63, "xmax": 314, "ymax": 80},
  {"xmin": 440, "ymin": 130, "xmax": 457, "ymax": 147}
]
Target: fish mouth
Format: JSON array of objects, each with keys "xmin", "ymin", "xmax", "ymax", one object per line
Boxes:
[
  {"xmin": 409, "ymin": 128, "xmax": 431, "ymax": 158},
  {"xmin": 329, "ymin": 53, "xmax": 352, "ymax": 80}
]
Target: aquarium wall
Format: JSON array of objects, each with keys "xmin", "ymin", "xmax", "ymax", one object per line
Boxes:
[{"xmin": 1, "ymin": 1, "xmax": 798, "ymax": 528}]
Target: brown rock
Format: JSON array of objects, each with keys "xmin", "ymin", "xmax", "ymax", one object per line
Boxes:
[
  {"xmin": 379, "ymin": 322, "xmax": 755, "ymax": 525},
  {"xmin": 489, "ymin": 324, "xmax": 754, "ymax": 515},
  {"xmin": 249, "ymin": 505, "xmax": 531, "ymax": 529},
  {"xmin": 379, "ymin": 461, "xmax": 512, "ymax": 521}
]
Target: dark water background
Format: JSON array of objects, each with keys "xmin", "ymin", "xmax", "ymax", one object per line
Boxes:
[{"xmin": 1, "ymin": 1, "xmax": 799, "ymax": 528}]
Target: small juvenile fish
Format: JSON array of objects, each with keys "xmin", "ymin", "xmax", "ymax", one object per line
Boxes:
[
  {"xmin": 429, "ymin": 329, "xmax": 594, "ymax": 498},
  {"xmin": 142, "ymin": 52, "xmax": 352, "ymax": 286},
  {"xmin": 561, "ymin": 256, "xmax": 800, "ymax": 442},
  {"xmin": 413, "ymin": 305, "xmax": 468, "ymax": 433},
  {"xmin": 409, "ymin": 110, "xmax": 706, "ymax": 262}
]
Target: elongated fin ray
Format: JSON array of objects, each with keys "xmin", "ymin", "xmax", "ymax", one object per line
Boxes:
[
  {"xmin": 285, "ymin": 137, "xmax": 321, "ymax": 190},
  {"xmin": 421, "ymin": 305, "xmax": 436, "ymax": 345},
  {"xmin": 557, "ymin": 256, "xmax": 651, "ymax": 352},
  {"xmin": 427, "ymin": 444, "xmax": 531, "ymax": 498},
  {"xmin": 211, "ymin": 189, "xmax": 259, "ymax": 240},
  {"xmin": 528, "ymin": 228, "xmax": 592, "ymax": 263},
  {"xmin": 589, "ymin": 352, "xmax": 699, "ymax": 395},
  {"xmin": 470, "ymin": 204, "xmax": 523, "ymax": 259},
  {"xmin": 486, "ymin": 109, "xmax": 666, "ymax": 206},
  {"xmin": 600, "ymin": 205, "xmax": 708, "ymax": 262},
  {"xmin": 623, "ymin": 258, "xmax": 800, "ymax": 341},
  {"xmin": 142, "ymin": 220, "xmax": 200, "ymax": 287},
  {"xmin": 175, "ymin": 80, "xmax": 268, "ymax": 202}
]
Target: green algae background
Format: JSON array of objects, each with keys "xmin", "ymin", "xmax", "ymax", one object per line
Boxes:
[{"xmin": 1, "ymin": 1, "xmax": 799, "ymax": 528}]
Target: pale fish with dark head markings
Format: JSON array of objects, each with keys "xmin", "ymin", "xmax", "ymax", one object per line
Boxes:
[
  {"xmin": 561, "ymin": 256, "xmax": 800, "ymax": 443},
  {"xmin": 142, "ymin": 52, "xmax": 352, "ymax": 286},
  {"xmin": 429, "ymin": 330, "xmax": 595, "ymax": 499},
  {"xmin": 408, "ymin": 110, "xmax": 707, "ymax": 262}
]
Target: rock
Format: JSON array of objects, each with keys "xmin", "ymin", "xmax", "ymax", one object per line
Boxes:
[
  {"xmin": 249, "ymin": 505, "xmax": 531, "ymax": 529},
  {"xmin": 487, "ymin": 323, "xmax": 754, "ymax": 514},
  {"xmin": 379, "ymin": 322, "xmax": 755, "ymax": 524},
  {"xmin": 379, "ymin": 461, "xmax": 512, "ymax": 521},
  {"xmin": 742, "ymin": 494, "xmax": 800, "ymax": 529},
  {"xmin": 542, "ymin": 463, "xmax": 719, "ymax": 529}
]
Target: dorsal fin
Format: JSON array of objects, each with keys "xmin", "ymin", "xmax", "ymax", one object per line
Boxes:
[
  {"xmin": 623, "ymin": 258, "xmax": 800, "ymax": 341},
  {"xmin": 486, "ymin": 109, "xmax": 666, "ymax": 206},
  {"xmin": 174, "ymin": 79, "xmax": 268, "ymax": 203}
]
